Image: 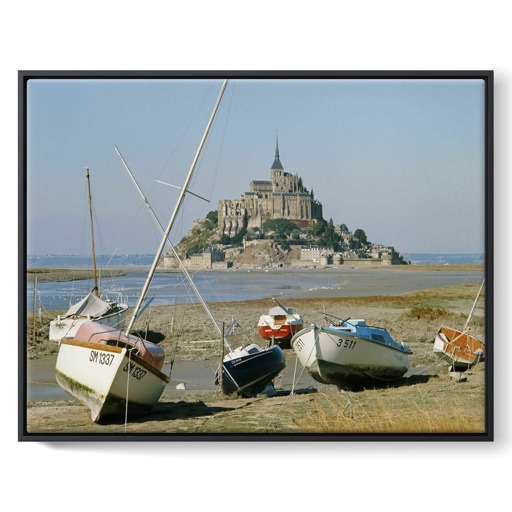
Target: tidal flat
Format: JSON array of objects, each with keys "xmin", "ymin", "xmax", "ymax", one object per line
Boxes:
[{"xmin": 23, "ymin": 269, "xmax": 488, "ymax": 437}]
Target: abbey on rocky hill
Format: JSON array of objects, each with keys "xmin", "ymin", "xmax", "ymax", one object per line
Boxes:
[{"xmin": 218, "ymin": 138, "xmax": 323, "ymax": 238}]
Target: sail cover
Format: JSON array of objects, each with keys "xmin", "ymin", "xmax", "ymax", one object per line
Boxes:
[
  {"xmin": 63, "ymin": 292, "xmax": 112, "ymax": 319},
  {"xmin": 268, "ymin": 305, "xmax": 291, "ymax": 316}
]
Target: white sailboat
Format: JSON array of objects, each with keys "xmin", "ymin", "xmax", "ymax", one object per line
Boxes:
[
  {"xmin": 433, "ymin": 280, "xmax": 485, "ymax": 370},
  {"xmin": 54, "ymin": 81, "xmax": 228, "ymax": 422},
  {"xmin": 49, "ymin": 168, "xmax": 129, "ymax": 342}
]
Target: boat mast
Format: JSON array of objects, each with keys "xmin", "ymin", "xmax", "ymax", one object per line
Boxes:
[
  {"xmin": 125, "ymin": 79, "xmax": 229, "ymax": 337},
  {"xmin": 463, "ymin": 279, "xmax": 485, "ymax": 331},
  {"xmin": 115, "ymin": 145, "xmax": 232, "ymax": 350},
  {"xmin": 85, "ymin": 167, "xmax": 99, "ymax": 297}
]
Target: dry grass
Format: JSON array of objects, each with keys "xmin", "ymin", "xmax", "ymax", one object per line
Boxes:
[
  {"xmin": 295, "ymin": 369, "xmax": 486, "ymax": 434},
  {"xmin": 26, "ymin": 365, "xmax": 487, "ymax": 435},
  {"xmin": 405, "ymin": 305, "xmax": 450, "ymax": 320}
]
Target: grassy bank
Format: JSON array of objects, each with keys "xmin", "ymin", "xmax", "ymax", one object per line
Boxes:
[{"xmin": 27, "ymin": 268, "xmax": 127, "ymax": 282}]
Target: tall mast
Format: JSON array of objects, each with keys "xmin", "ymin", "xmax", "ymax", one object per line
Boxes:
[
  {"xmin": 115, "ymin": 145, "xmax": 232, "ymax": 350},
  {"xmin": 125, "ymin": 79, "xmax": 228, "ymax": 337},
  {"xmin": 85, "ymin": 167, "xmax": 99, "ymax": 297},
  {"xmin": 464, "ymin": 279, "xmax": 485, "ymax": 331}
]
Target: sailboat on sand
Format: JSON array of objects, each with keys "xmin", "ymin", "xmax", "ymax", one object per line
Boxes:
[
  {"xmin": 433, "ymin": 280, "xmax": 485, "ymax": 370},
  {"xmin": 49, "ymin": 168, "xmax": 129, "ymax": 342},
  {"xmin": 54, "ymin": 81, "xmax": 229, "ymax": 422}
]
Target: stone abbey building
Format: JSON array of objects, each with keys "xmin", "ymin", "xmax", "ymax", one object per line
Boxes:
[{"xmin": 218, "ymin": 140, "xmax": 323, "ymax": 237}]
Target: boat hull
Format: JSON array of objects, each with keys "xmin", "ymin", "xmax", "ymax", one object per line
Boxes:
[
  {"xmin": 55, "ymin": 338, "xmax": 169, "ymax": 422},
  {"xmin": 257, "ymin": 304, "xmax": 304, "ymax": 343},
  {"xmin": 216, "ymin": 345, "xmax": 286, "ymax": 398},
  {"xmin": 433, "ymin": 326, "xmax": 484, "ymax": 370},
  {"xmin": 291, "ymin": 325, "xmax": 411, "ymax": 388},
  {"xmin": 257, "ymin": 322, "xmax": 304, "ymax": 342}
]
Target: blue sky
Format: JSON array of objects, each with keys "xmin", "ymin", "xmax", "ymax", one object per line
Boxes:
[{"xmin": 26, "ymin": 76, "xmax": 486, "ymax": 255}]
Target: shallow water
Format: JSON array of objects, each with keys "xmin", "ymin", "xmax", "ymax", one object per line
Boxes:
[
  {"xmin": 26, "ymin": 353, "xmax": 323, "ymax": 403},
  {"xmin": 27, "ymin": 266, "xmax": 483, "ymax": 312}
]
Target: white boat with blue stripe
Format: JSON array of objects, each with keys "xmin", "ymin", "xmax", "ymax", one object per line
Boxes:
[{"xmin": 291, "ymin": 314, "xmax": 412, "ymax": 389}]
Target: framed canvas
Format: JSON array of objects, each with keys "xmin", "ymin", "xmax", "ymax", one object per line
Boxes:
[{"xmin": 19, "ymin": 70, "xmax": 493, "ymax": 441}]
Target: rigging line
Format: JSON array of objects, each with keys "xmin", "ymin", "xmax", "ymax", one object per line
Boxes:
[
  {"xmin": 78, "ymin": 179, "xmax": 91, "ymax": 265},
  {"xmin": 90, "ymin": 198, "xmax": 108, "ymax": 290},
  {"xmin": 115, "ymin": 106, "xmax": 234, "ymax": 350},
  {"xmin": 406, "ymin": 359, "xmax": 442, "ymax": 376},
  {"xmin": 124, "ymin": 348, "xmax": 132, "ymax": 433},
  {"xmin": 137, "ymin": 84, "xmax": 219, "ymax": 235},
  {"xmin": 262, "ymin": 352, "xmax": 310, "ymax": 433},
  {"xmin": 191, "ymin": 272, "xmax": 247, "ymax": 319},
  {"xmin": 155, "ymin": 82, "xmax": 218, "ymax": 186},
  {"xmin": 179, "ymin": 84, "xmax": 227, "ymax": 197},
  {"xmin": 34, "ymin": 289, "xmax": 51, "ymax": 316},
  {"xmin": 207, "ymin": 79, "xmax": 236, "ymax": 204}
]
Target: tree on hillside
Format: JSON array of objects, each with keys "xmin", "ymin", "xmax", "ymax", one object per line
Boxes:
[
  {"xmin": 246, "ymin": 227, "xmax": 263, "ymax": 240},
  {"xmin": 262, "ymin": 218, "xmax": 300, "ymax": 236},
  {"xmin": 320, "ymin": 218, "xmax": 341, "ymax": 250},
  {"xmin": 205, "ymin": 210, "xmax": 219, "ymax": 229},
  {"xmin": 354, "ymin": 228, "xmax": 369, "ymax": 246},
  {"xmin": 309, "ymin": 219, "xmax": 326, "ymax": 238}
]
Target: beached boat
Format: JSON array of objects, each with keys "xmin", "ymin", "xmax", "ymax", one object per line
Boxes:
[
  {"xmin": 55, "ymin": 321, "xmax": 169, "ymax": 422},
  {"xmin": 433, "ymin": 280, "xmax": 485, "ymax": 370},
  {"xmin": 290, "ymin": 315, "xmax": 412, "ymax": 388},
  {"xmin": 54, "ymin": 81, "xmax": 231, "ymax": 422},
  {"xmin": 115, "ymin": 81, "xmax": 284, "ymax": 399},
  {"xmin": 49, "ymin": 168, "xmax": 129, "ymax": 342},
  {"xmin": 49, "ymin": 290, "xmax": 129, "ymax": 342},
  {"xmin": 257, "ymin": 299, "xmax": 304, "ymax": 344},
  {"xmin": 215, "ymin": 341, "xmax": 285, "ymax": 397}
]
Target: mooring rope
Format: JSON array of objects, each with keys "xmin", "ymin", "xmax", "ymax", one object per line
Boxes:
[
  {"xmin": 406, "ymin": 358, "xmax": 441, "ymax": 376},
  {"xmin": 262, "ymin": 337, "xmax": 316, "ymax": 432},
  {"xmin": 124, "ymin": 348, "xmax": 132, "ymax": 433}
]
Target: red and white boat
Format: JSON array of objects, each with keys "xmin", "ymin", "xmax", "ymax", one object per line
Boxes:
[{"xmin": 257, "ymin": 300, "xmax": 304, "ymax": 343}]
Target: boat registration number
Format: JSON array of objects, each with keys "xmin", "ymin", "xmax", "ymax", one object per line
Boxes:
[
  {"xmin": 336, "ymin": 338, "xmax": 357, "ymax": 350},
  {"xmin": 295, "ymin": 339, "xmax": 305, "ymax": 351},
  {"xmin": 90, "ymin": 350, "xmax": 115, "ymax": 366},
  {"xmin": 123, "ymin": 361, "xmax": 147, "ymax": 381}
]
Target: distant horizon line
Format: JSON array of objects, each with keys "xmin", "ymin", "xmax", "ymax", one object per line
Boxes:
[{"xmin": 28, "ymin": 251, "xmax": 486, "ymax": 257}]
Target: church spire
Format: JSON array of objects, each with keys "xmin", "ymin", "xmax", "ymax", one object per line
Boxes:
[{"xmin": 271, "ymin": 132, "xmax": 284, "ymax": 170}]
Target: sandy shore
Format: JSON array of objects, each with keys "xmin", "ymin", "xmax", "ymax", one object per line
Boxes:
[{"xmin": 23, "ymin": 266, "xmax": 488, "ymax": 438}]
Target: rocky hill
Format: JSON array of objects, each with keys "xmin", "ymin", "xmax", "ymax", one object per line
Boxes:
[
  {"xmin": 175, "ymin": 216, "xmax": 219, "ymax": 257},
  {"xmin": 164, "ymin": 211, "xmax": 407, "ymax": 269}
]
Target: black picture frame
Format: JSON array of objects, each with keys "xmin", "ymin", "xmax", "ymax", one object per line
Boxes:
[{"xmin": 19, "ymin": 70, "xmax": 493, "ymax": 442}]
